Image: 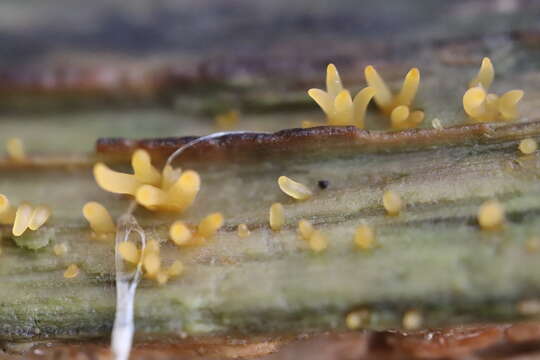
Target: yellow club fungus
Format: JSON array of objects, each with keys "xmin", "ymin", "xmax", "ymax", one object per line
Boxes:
[
  {"xmin": 53, "ymin": 243, "xmax": 68, "ymax": 256},
  {"xmin": 269, "ymin": 202, "xmax": 284, "ymax": 231},
  {"xmin": 6, "ymin": 137, "xmax": 26, "ymax": 162},
  {"xmin": 118, "ymin": 242, "xmax": 140, "ymax": 264},
  {"xmin": 143, "ymin": 252, "xmax": 161, "ymax": 276},
  {"xmin": 308, "ymin": 64, "xmax": 375, "ymax": 128},
  {"xmin": 278, "ymin": 176, "xmax": 313, "ymax": 200},
  {"xmin": 0, "ymin": 195, "xmax": 51, "ymax": 236},
  {"xmin": 364, "ymin": 65, "xmax": 423, "ymax": 130},
  {"xmin": 169, "ymin": 221, "xmax": 192, "ymax": 246},
  {"xmin": 82, "ymin": 201, "xmax": 116, "ymax": 236},
  {"xmin": 309, "ymin": 230, "xmax": 328, "ymax": 253},
  {"xmin": 519, "ymin": 138, "xmax": 537, "ymax": 155},
  {"xmin": 93, "ymin": 149, "xmax": 201, "ymax": 213},
  {"xmin": 197, "ymin": 213, "xmax": 224, "ymax": 238},
  {"xmin": 215, "ymin": 110, "xmax": 240, "ymax": 130},
  {"xmin": 28, "ymin": 205, "xmax": 51, "ymax": 231},
  {"xmin": 402, "ymin": 309, "xmax": 423, "ymax": 330},
  {"xmin": 463, "ymin": 57, "xmax": 524, "ymax": 123},
  {"xmin": 382, "ymin": 190, "xmax": 403, "ymax": 216},
  {"xmin": 64, "ymin": 264, "xmax": 80, "ymax": 279},
  {"xmin": 354, "ymin": 224, "xmax": 375, "ymax": 250},
  {"xmin": 12, "ymin": 202, "xmax": 35, "ymax": 236},
  {"xmin": 298, "ymin": 219, "xmax": 314, "ymax": 241},
  {"xmin": 345, "ymin": 309, "xmax": 371, "ymax": 330},
  {"xmin": 478, "ymin": 200, "xmax": 505, "ymax": 230},
  {"xmin": 0, "ymin": 194, "xmax": 15, "ymax": 225},
  {"xmin": 237, "ymin": 223, "xmax": 250, "ymax": 238}
]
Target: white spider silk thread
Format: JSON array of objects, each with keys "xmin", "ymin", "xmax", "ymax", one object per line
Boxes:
[{"xmin": 111, "ymin": 131, "xmax": 269, "ymax": 360}]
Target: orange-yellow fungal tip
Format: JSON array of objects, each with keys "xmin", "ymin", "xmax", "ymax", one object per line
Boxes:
[
  {"xmin": 309, "ymin": 230, "xmax": 328, "ymax": 253},
  {"xmin": 82, "ymin": 201, "xmax": 116, "ymax": 234},
  {"xmin": 6, "ymin": 137, "xmax": 26, "ymax": 161},
  {"xmin": 215, "ymin": 110, "xmax": 240, "ymax": 130},
  {"xmin": 354, "ymin": 224, "xmax": 375, "ymax": 250},
  {"xmin": 278, "ymin": 176, "xmax": 313, "ymax": 200},
  {"xmin": 167, "ymin": 260, "xmax": 184, "ymax": 277},
  {"xmin": 93, "ymin": 162, "xmax": 140, "ymax": 195},
  {"xmin": 269, "ymin": 202, "xmax": 284, "ymax": 231},
  {"xmin": 28, "ymin": 205, "xmax": 51, "ymax": 231},
  {"xmin": 132, "ymin": 149, "xmax": 161, "ymax": 186},
  {"xmin": 12, "ymin": 202, "xmax": 33, "ymax": 237},
  {"xmin": 118, "ymin": 242, "xmax": 140, "ymax": 264},
  {"xmin": 382, "ymin": 190, "xmax": 403, "ymax": 216},
  {"xmin": 470, "ymin": 57, "xmax": 494, "ymax": 89},
  {"xmin": 53, "ymin": 243, "xmax": 68, "ymax": 256},
  {"xmin": 169, "ymin": 221, "xmax": 192, "ymax": 246},
  {"xmin": 478, "ymin": 200, "xmax": 505, "ymax": 230},
  {"xmin": 64, "ymin": 264, "xmax": 80, "ymax": 279},
  {"xmin": 143, "ymin": 252, "xmax": 161, "ymax": 276},
  {"xmin": 519, "ymin": 138, "xmax": 537, "ymax": 155},
  {"xmin": 198, "ymin": 213, "xmax": 224, "ymax": 238},
  {"xmin": 402, "ymin": 309, "xmax": 423, "ymax": 330},
  {"xmin": 0, "ymin": 194, "xmax": 15, "ymax": 225},
  {"xmin": 298, "ymin": 219, "xmax": 314, "ymax": 241},
  {"xmin": 345, "ymin": 309, "xmax": 370, "ymax": 330},
  {"xmin": 237, "ymin": 223, "xmax": 250, "ymax": 238}
]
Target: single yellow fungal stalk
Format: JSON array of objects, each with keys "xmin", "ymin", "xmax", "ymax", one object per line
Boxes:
[
  {"xmin": 308, "ymin": 64, "xmax": 375, "ymax": 128},
  {"xmin": 118, "ymin": 242, "xmax": 140, "ymax": 264},
  {"xmin": 519, "ymin": 138, "xmax": 537, "ymax": 155},
  {"xmin": 298, "ymin": 219, "xmax": 314, "ymax": 241},
  {"xmin": 198, "ymin": 213, "xmax": 224, "ymax": 238},
  {"xmin": 237, "ymin": 223, "xmax": 250, "ymax": 238},
  {"xmin": 28, "ymin": 205, "xmax": 51, "ymax": 231},
  {"xmin": 382, "ymin": 190, "xmax": 403, "ymax": 216},
  {"xmin": 402, "ymin": 309, "xmax": 423, "ymax": 330},
  {"xmin": 64, "ymin": 264, "xmax": 80, "ymax": 279},
  {"xmin": 215, "ymin": 110, "xmax": 240, "ymax": 130},
  {"xmin": 309, "ymin": 230, "xmax": 328, "ymax": 253},
  {"xmin": 131, "ymin": 149, "xmax": 161, "ymax": 186},
  {"xmin": 470, "ymin": 57, "xmax": 494, "ymax": 89},
  {"xmin": 278, "ymin": 176, "xmax": 313, "ymax": 200},
  {"xmin": 53, "ymin": 243, "xmax": 68, "ymax": 256},
  {"xmin": 93, "ymin": 162, "xmax": 141, "ymax": 195},
  {"xmin": 345, "ymin": 309, "xmax": 370, "ymax": 330},
  {"xmin": 82, "ymin": 202, "xmax": 116, "ymax": 234},
  {"xmin": 166, "ymin": 170, "xmax": 201, "ymax": 211},
  {"xmin": 269, "ymin": 202, "xmax": 284, "ymax": 231},
  {"xmin": 6, "ymin": 137, "xmax": 26, "ymax": 161},
  {"xmin": 169, "ymin": 221, "xmax": 192, "ymax": 246},
  {"xmin": 143, "ymin": 252, "xmax": 161, "ymax": 276},
  {"xmin": 478, "ymin": 200, "xmax": 505, "ymax": 230},
  {"xmin": 354, "ymin": 224, "xmax": 375, "ymax": 249},
  {"xmin": 12, "ymin": 202, "xmax": 33, "ymax": 236},
  {"xmin": 0, "ymin": 194, "xmax": 15, "ymax": 225}
]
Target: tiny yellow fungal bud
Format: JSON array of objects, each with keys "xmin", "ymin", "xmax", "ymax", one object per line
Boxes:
[
  {"xmin": 82, "ymin": 202, "xmax": 116, "ymax": 234},
  {"xmin": 431, "ymin": 118, "xmax": 443, "ymax": 129},
  {"xmin": 278, "ymin": 176, "xmax": 313, "ymax": 200},
  {"xmin": 143, "ymin": 252, "xmax": 161, "ymax": 276},
  {"xmin": 12, "ymin": 202, "xmax": 33, "ymax": 236},
  {"xmin": 167, "ymin": 260, "xmax": 184, "ymax": 277},
  {"xmin": 237, "ymin": 223, "xmax": 250, "ymax": 238},
  {"xmin": 402, "ymin": 309, "xmax": 422, "ymax": 330},
  {"xmin": 519, "ymin": 138, "xmax": 537, "ymax": 155},
  {"xmin": 215, "ymin": 110, "xmax": 240, "ymax": 130},
  {"xmin": 383, "ymin": 190, "xmax": 403, "ymax": 216},
  {"xmin": 0, "ymin": 194, "xmax": 15, "ymax": 225},
  {"xmin": 169, "ymin": 221, "xmax": 192, "ymax": 246},
  {"xmin": 118, "ymin": 242, "xmax": 140, "ymax": 264},
  {"xmin": 6, "ymin": 137, "xmax": 26, "ymax": 161},
  {"xmin": 309, "ymin": 230, "xmax": 328, "ymax": 253},
  {"xmin": 93, "ymin": 162, "xmax": 141, "ymax": 195},
  {"xmin": 269, "ymin": 203, "xmax": 284, "ymax": 231},
  {"xmin": 53, "ymin": 243, "xmax": 68, "ymax": 256},
  {"xmin": 345, "ymin": 309, "xmax": 371, "ymax": 330},
  {"xmin": 526, "ymin": 237, "xmax": 540, "ymax": 253},
  {"xmin": 478, "ymin": 200, "xmax": 505, "ymax": 230},
  {"xmin": 470, "ymin": 57, "xmax": 494, "ymax": 89},
  {"xmin": 354, "ymin": 224, "xmax": 375, "ymax": 250},
  {"xmin": 390, "ymin": 105, "xmax": 410, "ymax": 128},
  {"xmin": 64, "ymin": 264, "xmax": 80, "ymax": 279},
  {"xmin": 28, "ymin": 205, "xmax": 51, "ymax": 231},
  {"xmin": 298, "ymin": 219, "xmax": 314, "ymax": 241},
  {"xmin": 131, "ymin": 149, "xmax": 161, "ymax": 186},
  {"xmin": 198, "ymin": 213, "xmax": 224, "ymax": 238}
]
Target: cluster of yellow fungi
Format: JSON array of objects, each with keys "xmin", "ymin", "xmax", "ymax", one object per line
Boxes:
[
  {"xmin": 307, "ymin": 63, "xmax": 423, "ymax": 130},
  {"xmin": 0, "ymin": 194, "xmax": 51, "ymax": 236},
  {"xmin": 169, "ymin": 212, "xmax": 224, "ymax": 247},
  {"xmin": 297, "ymin": 219, "xmax": 328, "ymax": 253},
  {"xmin": 94, "ymin": 149, "xmax": 200, "ymax": 213},
  {"xmin": 463, "ymin": 58, "xmax": 524, "ymax": 123}
]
